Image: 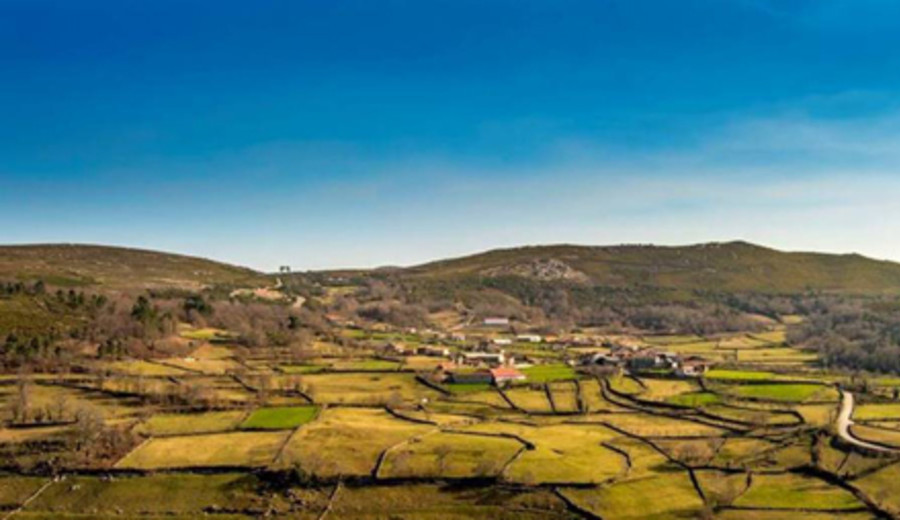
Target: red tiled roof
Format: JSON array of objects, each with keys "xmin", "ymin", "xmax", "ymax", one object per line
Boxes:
[{"xmin": 490, "ymin": 367, "xmax": 525, "ymax": 378}]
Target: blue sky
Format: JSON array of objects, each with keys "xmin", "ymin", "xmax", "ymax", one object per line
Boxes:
[{"xmin": 3, "ymin": 0, "xmax": 900, "ymax": 270}]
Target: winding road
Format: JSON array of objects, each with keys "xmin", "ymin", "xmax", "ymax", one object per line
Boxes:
[{"xmin": 836, "ymin": 391, "xmax": 900, "ymax": 453}]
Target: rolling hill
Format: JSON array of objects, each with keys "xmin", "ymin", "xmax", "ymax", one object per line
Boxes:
[
  {"xmin": 402, "ymin": 241, "xmax": 900, "ymax": 294},
  {"xmin": 0, "ymin": 244, "xmax": 267, "ymax": 289}
]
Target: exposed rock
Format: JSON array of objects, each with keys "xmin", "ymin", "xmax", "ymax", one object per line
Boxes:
[{"xmin": 482, "ymin": 258, "xmax": 590, "ymax": 283}]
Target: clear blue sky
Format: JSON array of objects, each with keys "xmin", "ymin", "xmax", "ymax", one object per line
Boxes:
[{"xmin": 3, "ymin": 0, "xmax": 900, "ymax": 270}]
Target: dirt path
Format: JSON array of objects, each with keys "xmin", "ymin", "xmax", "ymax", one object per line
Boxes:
[{"xmin": 836, "ymin": 391, "xmax": 900, "ymax": 453}]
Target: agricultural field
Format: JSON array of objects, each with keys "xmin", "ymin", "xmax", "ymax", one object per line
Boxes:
[
  {"xmin": 1, "ymin": 311, "xmax": 898, "ymax": 518},
  {"xmin": 240, "ymin": 405, "xmax": 318, "ymax": 430}
]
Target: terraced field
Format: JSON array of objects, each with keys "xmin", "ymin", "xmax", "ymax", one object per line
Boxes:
[{"xmin": 1, "ymin": 322, "xmax": 898, "ymax": 519}]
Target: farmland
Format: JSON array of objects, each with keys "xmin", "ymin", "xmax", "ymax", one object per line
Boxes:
[{"xmin": 2, "ymin": 244, "xmax": 900, "ymax": 518}]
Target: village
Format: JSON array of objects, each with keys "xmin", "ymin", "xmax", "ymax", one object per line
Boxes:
[{"xmin": 380, "ymin": 316, "xmax": 713, "ymax": 388}]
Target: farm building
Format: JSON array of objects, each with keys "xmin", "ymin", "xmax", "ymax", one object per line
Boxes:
[
  {"xmin": 483, "ymin": 317, "xmax": 510, "ymax": 327},
  {"xmin": 492, "ymin": 338, "xmax": 513, "ymax": 346},
  {"xmin": 416, "ymin": 345, "xmax": 451, "ymax": 357},
  {"xmin": 447, "ymin": 369, "xmax": 493, "ymax": 384},
  {"xmin": 676, "ymin": 358, "xmax": 711, "ymax": 377},
  {"xmin": 457, "ymin": 351, "xmax": 506, "ymax": 367},
  {"xmin": 490, "ymin": 367, "xmax": 526, "ymax": 384},
  {"xmin": 516, "ymin": 334, "xmax": 543, "ymax": 343}
]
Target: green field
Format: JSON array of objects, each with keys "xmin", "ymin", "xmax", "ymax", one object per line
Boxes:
[
  {"xmin": 725, "ymin": 383, "xmax": 829, "ymax": 402},
  {"xmin": 240, "ymin": 406, "xmax": 319, "ymax": 430},
  {"xmin": 521, "ymin": 364, "xmax": 576, "ymax": 382},
  {"xmin": 705, "ymin": 369, "xmax": 779, "ymax": 381}
]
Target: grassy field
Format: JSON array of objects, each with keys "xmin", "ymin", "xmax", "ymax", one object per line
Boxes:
[
  {"xmin": 520, "ymin": 364, "xmax": 576, "ymax": 383},
  {"xmin": 504, "ymin": 387, "xmax": 554, "ymax": 413},
  {"xmin": 330, "ymin": 358, "xmax": 402, "ymax": 371},
  {"xmin": 0, "ymin": 475, "xmax": 48, "ymax": 509},
  {"xmin": 849, "ymin": 424, "xmax": 900, "ymax": 448},
  {"xmin": 733, "ymin": 473, "xmax": 863, "ymax": 510},
  {"xmin": 724, "ymin": 383, "xmax": 829, "ymax": 402},
  {"xmin": 116, "ymin": 431, "xmax": 290, "ymax": 469},
  {"xmin": 466, "ymin": 422, "xmax": 626, "ymax": 484},
  {"xmin": 279, "ymin": 363, "xmax": 327, "ymax": 374},
  {"xmin": 24, "ymin": 474, "xmax": 262, "ymax": 516},
  {"xmin": 328, "ymin": 484, "xmax": 573, "ymax": 520},
  {"xmin": 705, "ymin": 369, "xmax": 779, "ymax": 381},
  {"xmin": 547, "ymin": 382, "xmax": 580, "ymax": 412},
  {"xmin": 853, "ymin": 403, "xmax": 900, "ymax": 420},
  {"xmin": 277, "ymin": 408, "xmax": 434, "ymax": 477},
  {"xmin": 301, "ymin": 373, "xmax": 440, "ymax": 405},
  {"xmin": 136, "ymin": 411, "xmax": 247, "ymax": 436},
  {"xmin": 561, "ymin": 470, "xmax": 705, "ymax": 519},
  {"xmin": 667, "ymin": 391, "xmax": 721, "ymax": 407},
  {"xmin": 380, "ymin": 431, "xmax": 521, "ymax": 479},
  {"xmin": 240, "ymin": 406, "xmax": 318, "ymax": 430}
]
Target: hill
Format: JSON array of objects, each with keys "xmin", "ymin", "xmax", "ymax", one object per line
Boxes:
[
  {"xmin": 0, "ymin": 244, "xmax": 267, "ymax": 289},
  {"xmin": 402, "ymin": 241, "xmax": 900, "ymax": 294}
]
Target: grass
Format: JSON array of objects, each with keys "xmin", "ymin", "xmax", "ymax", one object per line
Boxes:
[
  {"xmin": 446, "ymin": 382, "xmax": 493, "ymax": 394},
  {"xmin": 277, "ymin": 407, "xmax": 434, "ymax": 477},
  {"xmin": 705, "ymin": 369, "xmax": 779, "ymax": 381},
  {"xmin": 328, "ymin": 484, "xmax": 571, "ymax": 520},
  {"xmin": 583, "ymin": 412, "xmax": 726, "ymax": 437},
  {"xmin": 136, "ymin": 411, "xmax": 246, "ymax": 436},
  {"xmin": 301, "ymin": 373, "xmax": 441, "ymax": 406},
  {"xmin": 726, "ymin": 383, "xmax": 828, "ymax": 402},
  {"xmin": 561, "ymin": 469, "xmax": 705, "ymax": 519},
  {"xmin": 116, "ymin": 431, "xmax": 289, "ymax": 469},
  {"xmin": 608, "ymin": 375, "xmax": 645, "ymax": 395},
  {"xmin": 465, "ymin": 422, "xmax": 626, "ymax": 484},
  {"xmin": 380, "ymin": 431, "xmax": 522, "ymax": 479},
  {"xmin": 849, "ymin": 424, "xmax": 900, "ymax": 448},
  {"xmin": 733, "ymin": 473, "xmax": 863, "ymax": 510},
  {"xmin": 240, "ymin": 406, "xmax": 318, "ymax": 430},
  {"xmin": 639, "ymin": 379, "xmax": 701, "ymax": 400},
  {"xmin": 104, "ymin": 359, "xmax": 192, "ymax": 376},
  {"xmin": 520, "ymin": 364, "xmax": 576, "ymax": 383},
  {"xmin": 279, "ymin": 363, "xmax": 327, "ymax": 374},
  {"xmin": 504, "ymin": 387, "xmax": 554, "ymax": 413},
  {"xmin": 853, "ymin": 403, "xmax": 900, "ymax": 420},
  {"xmin": 0, "ymin": 244, "xmax": 268, "ymax": 289},
  {"xmin": 24, "ymin": 474, "xmax": 261, "ymax": 516},
  {"xmin": 854, "ymin": 462, "xmax": 900, "ymax": 512},
  {"xmin": 179, "ymin": 327, "xmax": 232, "ymax": 341},
  {"xmin": 547, "ymin": 381, "xmax": 580, "ymax": 412},
  {"xmin": 667, "ymin": 391, "xmax": 721, "ymax": 407},
  {"xmin": 331, "ymin": 359, "xmax": 401, "ymax": 371},
  {"xmin": 0, "ymin": 476, "xmax": 48, "ymax": 509}
]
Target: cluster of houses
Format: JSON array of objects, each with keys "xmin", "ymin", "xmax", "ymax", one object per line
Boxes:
[{"xmin": 578, "ymin": 345, "xmax": 711, "ymax": 378}]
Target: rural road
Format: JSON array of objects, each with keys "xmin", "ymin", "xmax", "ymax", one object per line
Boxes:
[{"xmin": 836, "ymin": 391, "xmax": 899, "ymax": 453}]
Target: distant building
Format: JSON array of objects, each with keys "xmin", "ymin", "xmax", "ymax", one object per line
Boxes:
[
  {"xmin": 516, "ymin": 334, "xmax": 543, "ymax": 343},
  {"xmin": 483, "ymin": 317, "xmax": 510, "ymax": 327},
  {"xmin": 416, "ymin": 345, "xmax": 451, "ymax": 358},
  {"xmin": 490, "ymin": 367, "xmax": 526, "ymax": 384},
  {"xmin": 447, "ymin": 370, "xmax": 493, "ymax": 384},
  {"xmin": 677, "ymin": 357, "xmax": 710, "ymax": 377},
  {"xmin": 492, "ymin": 338, "xmax": 513, "ymax": 346},
  {"xmin": 457, "ymin": 351, "xmax": 506, "ymax": 367}
]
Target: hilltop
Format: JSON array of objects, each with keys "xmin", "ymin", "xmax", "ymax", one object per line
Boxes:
[
  {"xmin": 401, "ymin": 241, "xmax": 900, "ymax": 294},
  {"xmin": 0, "ymin": 244, "xmax": 267, "ymax": 289}
]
